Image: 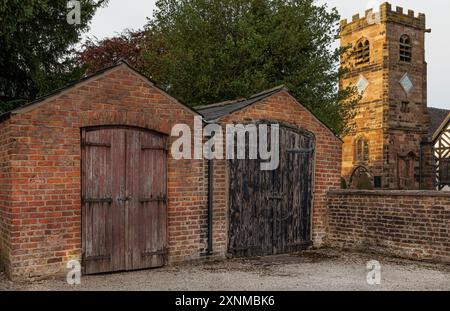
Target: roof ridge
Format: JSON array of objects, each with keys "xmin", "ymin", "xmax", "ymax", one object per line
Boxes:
[
  {"xmin": 196, "ymin": 98, "xmax": 246, "ymax": 110},
  {"xmin": 196, "ymin": 85, "xmax": 287, "ymax": 111},
  {"xmin": 249, "ymin": 84, "xmax": 287, "ymax": 99}
]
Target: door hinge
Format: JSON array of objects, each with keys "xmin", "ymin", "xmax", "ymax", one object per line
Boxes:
[
  {"xmin": 267, "ymin": 196, "xmax": 283, "ymax": 201},
  {"xmin": 82, "ymin": 141, "xmax": 111, "ymax": 148},
  {"xmin": 139, "ymin": 195, "xmax": 168, "ymax": 204},
  {"xmin": 141, "ymin": 248, "xmax": 167, "ymax": 257},
  {"xmin": 82, "ymin": 197, "xmax": 113, "ymax": 204}
]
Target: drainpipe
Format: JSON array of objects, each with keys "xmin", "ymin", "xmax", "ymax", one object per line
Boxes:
[{"xmin": 207, "ymin": 159, "xmax": 214, "ymax": 255}]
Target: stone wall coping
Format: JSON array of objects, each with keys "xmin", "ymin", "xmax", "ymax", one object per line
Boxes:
[{"xmin": 328, "ymin": 189, "xmax": 450, "ymax": 198}]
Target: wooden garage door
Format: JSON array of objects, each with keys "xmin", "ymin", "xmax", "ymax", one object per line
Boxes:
[
  {"xmin": 81, "ymin": 126, "xmax": 168, "ymax": 274},
  {"xmin": 228, "ymin": 124, "xmax": 314, "ymax": 257}
]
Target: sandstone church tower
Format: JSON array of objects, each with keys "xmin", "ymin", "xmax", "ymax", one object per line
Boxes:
[{"xmin": 340, "ymin": 2, "xmax": 432, "ymax": 189}]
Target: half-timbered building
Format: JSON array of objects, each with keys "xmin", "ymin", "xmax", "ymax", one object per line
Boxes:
[{"xmin": 430, "ymin": 108, "xmax": 450, "ymax": 190}]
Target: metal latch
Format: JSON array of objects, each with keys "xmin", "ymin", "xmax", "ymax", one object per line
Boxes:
[{"xmin": 117, "ymin": 196, "xmax": 132, "ymax": 204}]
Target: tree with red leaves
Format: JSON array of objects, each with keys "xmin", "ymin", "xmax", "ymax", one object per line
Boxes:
[{"xmin": 78, "ymin": 30, "xmax": 145, "ymax": 75}]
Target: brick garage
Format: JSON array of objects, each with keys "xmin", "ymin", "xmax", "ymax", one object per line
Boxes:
[
  {"xmin": 0, "ymin": 62, "xmax": 215, "ymax": 280},
  {"xmin": 327, "ymin": 190, "xmax": 450, "ymax": 263},
  {"xmin": 198, "ymin": 86, "xmax": 343, "ymax": 253},
  {"xmin": 0, "ymin": 63, "xmax": 343, "ymax": 280}
]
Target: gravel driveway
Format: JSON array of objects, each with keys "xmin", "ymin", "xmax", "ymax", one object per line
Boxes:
[{"xmin": 1, "ymin": 249, "xmax": 449, "ymax": 291}]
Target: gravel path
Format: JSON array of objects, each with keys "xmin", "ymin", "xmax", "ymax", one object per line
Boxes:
[{"xmin": 1, "ymin": 249, "xmax": 449, "ymax": 291}]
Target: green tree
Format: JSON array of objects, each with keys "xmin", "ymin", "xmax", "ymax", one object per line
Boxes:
[
  {"xmin": 0, "ymin": 0, "xmax": 108, "ymax": 113},
  {"xmin": 142, "ymin": 0, "xmax": 355, "ymax": 135}
]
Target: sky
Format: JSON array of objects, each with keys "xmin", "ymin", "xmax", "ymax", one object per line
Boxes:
[{"xmin": 84, "ymin": 0, "xmax": 449, "ymax": 109}]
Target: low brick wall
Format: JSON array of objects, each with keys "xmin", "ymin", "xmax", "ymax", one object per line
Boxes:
[{"xmin": 327, "ymin": 190, "xmax": 450, "ymax": 263}]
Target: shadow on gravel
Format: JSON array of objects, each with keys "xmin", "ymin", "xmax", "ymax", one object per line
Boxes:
[{"xmin": 201, "ymin": 250, "xmax": 340, "ymax": 274}]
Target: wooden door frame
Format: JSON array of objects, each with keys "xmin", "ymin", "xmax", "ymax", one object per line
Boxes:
[
  {"xmin": 80, "ymin": 125, "xmax": 169, "ymax": 274},
  {"xmin": 226, "ymin": 120, "xmax": 316, "ymax": 256}
]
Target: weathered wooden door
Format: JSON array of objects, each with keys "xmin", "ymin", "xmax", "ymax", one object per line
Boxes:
[
  {"xmin": 81, "ymin": 126, "xmax": 168, "ymax": 274},
  {"xmin": 228, "ymin": 124, "xmax": 314, "ymax": 257}
]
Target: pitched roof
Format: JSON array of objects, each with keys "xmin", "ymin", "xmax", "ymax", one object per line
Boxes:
[
  {"xmin": 195, "ymin": 85, "xmax": 342, "ymax": 141},
  {"xmin": 0, "ymin": 60, "xmax": 199, "ymax": 123},
  {"xmin": 428, "ymin": 107, "xmax": 450, "ymax": 138},
  {"xmin": 196, "ymin": 85, "xmax": 287, "ymax": 121}
]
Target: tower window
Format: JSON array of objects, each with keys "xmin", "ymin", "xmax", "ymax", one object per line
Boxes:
[
  {"xmin": 355, "ymin": 39, "xmax": 370, "ymax": 65},
  {"xmin": 355, "ymin": 138, "xmax": 369, "ymax": 163},
  {"xmin": 400, "ymin": 35, "xmax": 412, "ymax": 62},
  {"xmin": 401, "ymin": 101, "xmax": 410, "ymax": 113}
]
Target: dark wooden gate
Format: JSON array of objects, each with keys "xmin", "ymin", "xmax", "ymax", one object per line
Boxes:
[
  {"xmin": 81, "ymin": 126, "xmax": 168, "ymax": 274},
  {"xmin": 228, "ymin": 124, "xmax": 314, "ymax": 257}
]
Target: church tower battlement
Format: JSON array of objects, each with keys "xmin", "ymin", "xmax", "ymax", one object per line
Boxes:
[
  {"xmin": 340, "ymin": 3, "xmax": 426, "ymax": 31},
  {"xmin": 340, "ymin": 2, "xmax": 432, "ymax": 189}
]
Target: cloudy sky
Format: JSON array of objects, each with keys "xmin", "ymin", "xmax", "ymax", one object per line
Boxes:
[{"xmin": 84, "ymin": 0, "xmax": 449, "ymax": 109}]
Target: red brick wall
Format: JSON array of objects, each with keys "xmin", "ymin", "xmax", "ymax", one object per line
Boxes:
[
  {"xmin": 0, "ymin": 119, "xmax": 12, "ymax": 273},
  {"xmin": 213, "ymin": 91, "xmax": 343, "ymax": 247},
  {"xmin": 327, "ymin": 190, "xmax": 450, "ymax": 263},
  {"xmin": 0, "ymin": 65, "xmax": 214, "ymax": 279}
]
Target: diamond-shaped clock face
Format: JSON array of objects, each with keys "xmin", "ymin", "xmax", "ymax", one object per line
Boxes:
[
  {"xmin": 400, "ymin": 73, "xmax": 413, "ymax": 95},
  {"xmin": 356, "ymin": 75, "xmax": 369, "ymax": 95}
]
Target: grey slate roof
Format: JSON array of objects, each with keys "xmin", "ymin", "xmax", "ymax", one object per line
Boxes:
[
  {"xmin": 428, "ymin": 107, "xmax": 450, "ymax": 137},
  {"xmin": 195, "ymin": 85, "xmax": 288, "ymax": 121},
  {"xmin": 195, "ymin": 85, "xmax": 342, "ymax": 142}
]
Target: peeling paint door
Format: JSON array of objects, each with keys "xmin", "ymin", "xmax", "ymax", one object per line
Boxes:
[
  {"xmin": 81, "ymin": 126, "xmax": 167, "ymax": 274},
  {"xmin": 228, "ymin": 124, "xmax": 315, "ymax": 257}
]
